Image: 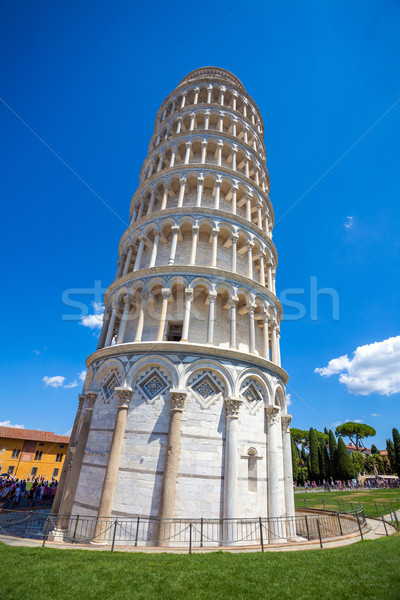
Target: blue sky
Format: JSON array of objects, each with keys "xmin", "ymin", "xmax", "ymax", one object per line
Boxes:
[{"xmin": 1, "ymin": 1, "xmax": 399, "ymax": 449}]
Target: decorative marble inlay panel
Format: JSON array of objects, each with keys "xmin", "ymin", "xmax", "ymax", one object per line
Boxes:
[
  {"xmin": 188, "ymin": 370, "xmax": 225, "ymax": 410},
  {"xmin": 100, "ymin": 371, "xmax": 120, "ymax": 404},
  {"xmin": 136, "ymin": 367, "xmax": 171, "ymax": 403},
  {"xmin": 240, "ymin": 378, "xmax": 264, "ymax": 414}
]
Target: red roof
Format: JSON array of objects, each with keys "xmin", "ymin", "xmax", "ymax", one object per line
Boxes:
[{"xmin": 0, "ymin": 427, "xmax": 69, "ymax": 444}]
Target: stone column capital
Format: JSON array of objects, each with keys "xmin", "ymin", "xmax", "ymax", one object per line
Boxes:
[
  {"xmin": 265, "ymin": 405, "xmax": 280, "ymax": 424},
  {"xmin": 171, "ymin": 224, "xmax": 180, "ymax": 234},
  {"xmin": 229, "ymin": 295, "xmax": 239, "ymax": 307},
  {"xmin": 281, "ymin": 415, "xmax": 292, "ymax": 432},
  {"xmin": 114, "ymin": 386, "xmax": 133, "ymax": 409},
  {"xmin": 170, "ymin": 390, "xmax": 187, "ymax": 411},
  {"xmin": 122, "ymin": 294, "xmax": 133, "ymax": 307},
  {"xmin": 225, "ymin": 397, "xmax": 242, "ymax": 418},
  {"xmin": 208, "ymin": 291, "xmax": 217, "ymax": 303},
  {"xmin": 161, "ymin": 287, "xmax": 171, "ymax": 300},
  {"xmin": 179, "ymin": 176, "xmax": 186, "ymax": 185},
  {"xmin": 192, "ymin": 225, "xmax": 199, "ymax": 234},
  {"xmin": 85, "ymin": 391, "xmax": 98, "ymax": 410},
  {"xmin": 185, "ymin": 141, "xmax": 192, "ymax": 147},
  {"xmin": 78, "ymin": 394, "xmax": 86, "ymax": 409},
  {"xmin": 232, "ymin": 233, "xmax": 239, "ymax": 243},
  {"xmin": 185, "ymin": 288, "xmax": 193, "ymax": 300}
]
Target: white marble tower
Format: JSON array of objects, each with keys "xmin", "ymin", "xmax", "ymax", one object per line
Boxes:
[{"xmin": 54, "ymin": 67, "xmax": 293, "ymax": 540}]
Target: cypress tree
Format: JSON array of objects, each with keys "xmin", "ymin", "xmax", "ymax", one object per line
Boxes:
[
  {"xmin": 386, "ymin": 439, "xmax": 396, "ymax": 473},
  {"xmin": 318, "ymin": 438, "xmax": 327, "ymax": 481},
  {"xmin": 370, "ymin": 444, "xmax": 380, "ymax": 455},
  {"xmin": 291, "ymin": 435, "xmax": 298, "ymax": 481},
  {"xmin": 393, "ymin": 428, "xmax": 400, "ymax": 477},
  {"xmin": 324, "ymin": 427, "xmax": 328, "ymax": 436},
  {"xmin": 324, "ymin": 444, "xmax": 330, "ymax": 479},
  {"xmin": 328, "ymin": 429, "xmax": 338, "ymax": 480},
  {"xmin": 309, "ymin": 427, "xmax": 320, "ymax": 482},
  {"xmin": 337, "ymin": 436, "xmax": 354, "ymax": 480}
]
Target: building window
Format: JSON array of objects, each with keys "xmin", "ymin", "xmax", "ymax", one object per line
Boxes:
[
  {"xmin": 8, "ymin": 466, "xmax": 14, "ymax": 474},
  {"xmin": 248, "ymin": 448, "xmax": 257, "ymax": 493},
  {"xmin": 166, "ymin": 322, "xmax": 183, "ymax": 342},
  {"xmin": 11, "ymin": 449, "xmax": 20, "ymax": 459},
  {"xmin": 31, "ymin": 467, "xmax": 38, "ymax": 476},
  {"xmin": 38, "ymin": 442, "xmax": 44, "ymax": 447},
  {"xmin": 52, "ymin": 468, "xmax": 59, "ymax": 478},
  {"xmin": 34, "ymin": 451, "xmax": 43, "ymax": 461},
  {"xmin": 56, "ymin": 453, "xmax": 63, "ymax": 463},
  {"xmin": 59, "ymin": 444, "xmax": 65, "ymax": 449}
]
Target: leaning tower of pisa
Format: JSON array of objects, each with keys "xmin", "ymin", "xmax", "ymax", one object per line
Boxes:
[{"xmin": 54, "ymin": 67, "xmax": 294, "ymax": 542}]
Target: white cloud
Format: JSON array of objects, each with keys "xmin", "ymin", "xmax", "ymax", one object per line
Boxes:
[
  {"xmin": 344, "ymin": 215, "xmax": 354, "ymax": 228},
  {"xmin": 0, "ymin": 420, "xmax": 24, "ymax": 429},
  {"xmin": 63, "ymin": 428, "xmax": 72, "ymax": 436},
  {"xmin": 315, "ymin": 335, "xmax": 400, "ymax": 396},
  {"xmin": 64, "ymin": 380, "xmax": 79, "ymax": 389},
  {"xmin": 80, "ymin": 302, "xmax": 104, "ymax": 330},
  {"xmin": 371, "ymin": 413, "xmax": 380, "ymax": 417},
  {"xmin": 33, "ymin": 349, "xmax": 40, "ymax": 356},
  {"xmin": 42, "ymin": 375, "xmax": 65, "ymax": 388},
  {"xmin": 286, "ymin": 393, "xmax": 292, "ymax": 406},
  {"xmin": 79, "ymin": 370, "xmax": 87, "ymax": 383},
  {"xmin": 353, "ymin": 419, "xmax": 363, "ymax": 423}
]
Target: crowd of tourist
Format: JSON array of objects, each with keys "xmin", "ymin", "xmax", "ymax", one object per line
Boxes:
[
  {"xmin": 298, "ymin": 477, "xmax": 400, "ymax": 492},
  {"xmin": 0, "ymin": 476, "xmax": 58, "ymax": 509}
]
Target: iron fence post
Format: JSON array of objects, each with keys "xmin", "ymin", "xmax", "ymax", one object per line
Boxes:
[
  {"xmin": 72, "ymin": 515, "xmax": 80, "ymax": 541},
  {"xmin": 305, "ymin": 515, "xmax": 310, "ymax": 541},
  {"xmin": 42, "ymin": 517, "xmax": 51, "ymax": 548},
  {"xmin": 22, "ymin": 510, "xmax": 33, "ymax": 538},
  {"xmin": 200, "ymin": 517, "xmax": 203, "ymax": 548},
  {"xmin": 336, "ymin": 512, "xmax": 343, "ymax": 536},
  {"xmin": 316, "ymin": 519, "xmax": 323, "ymax": 548},
  {"xmin": 259, "ymin": 517, "xmax": 264, "ymax": 552},
  {"xmin": 135, "ymin": 516, "xmax": 140, "ymax": 547},
  {"xmin": 189, "ymin": 522, "xmax": 192, "ymax": 554},
  {"xmin": 382, "ymin": 516, "xmax": 389, "ymax": 537},
  {"xmin": 111, "ymin": 519, "xmax": 118, "ymax": 551},
  {"xmin": 356, "ymin": 512, "xmax": 363, "ymax": 540}
]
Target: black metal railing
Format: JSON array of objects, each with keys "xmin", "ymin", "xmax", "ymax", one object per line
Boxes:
[{"xmin": 0, "ymin": 504, "xmax": 369, "ymax": 552}]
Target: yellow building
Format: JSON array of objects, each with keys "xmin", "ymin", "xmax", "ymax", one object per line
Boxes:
[{"xmin": 0, "ymin": 426, "xmax": 70, "ymax": 481}]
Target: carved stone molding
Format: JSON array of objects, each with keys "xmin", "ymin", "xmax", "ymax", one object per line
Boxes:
[
  {"xmin": 225, "ymin": 397, "xmax": 243, "ymax": 418},
  {"xmin": 265, "ymin": 405, "xmax": 280, "ymax": 424},
  {"xmin": 170, "ymin": 390, "xmax": 187, "ymax": 411},
  {"xmin": 115, "ymin": 386, "xmax": 133, "ymax": 409},
  {"xmin": 85, "ymin": 391, "xmax": 98, "ymax": 410},
  {"xmin": 281, "ymin": 414, "xmax": 292, "ymax": 432}
]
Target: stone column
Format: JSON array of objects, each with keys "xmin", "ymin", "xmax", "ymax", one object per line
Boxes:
[
  {"xmin": 201, "ymin": 141, "xmax": 207, "ymax": 164},
  {"xmin": 147, "ymin": 189, "xmax": 156, "ymax": 213},
  {"xmin": 262, "ymin": 317, "xmax": 270, "ymax": 360},
  {"xmin": 184, "ymin": 142, "xmax": 191, "ymax": 165},
  {"xmin": 276, "ymin": 329, "xmax": 281, "ymax": 367},
  {"xmin": 223, "ymin": 397, "xmax": 242, "ymax": 544},
  {"xmin": 161, "ymin": 180, "xmax": 170, "ymax": 210},
  {"xmin": 134, "ymin": 293, "xmax": 148, "ymax": 342},
  {"xmin": 97, "ymin": 308, "xmax": 111, "ymax": 350},
  {"xmin": 56, "ymin": 391, "xmax": 98, "ymax": 528},
  {"xmin": 149, "ymin": 231, "xmax": 160, "ymax": 268},
  {"xmin": 157, "ymin": 288, "xmax": 171, "ymax": 341},
  {"xmin": 231, "ymin": 185, "xmax": 238, "ymax": 214},
  {"xmin": 92, "ymin": 387, "xmax": 133, "ymax": 543},
  {"xmin": 168, "ymin": 225, "xmax": 180, "ymax": 265},
  {"xmin": 189, "ymin": 112, "xmax": 196, "ymax": 131},
  {"xmin": 137, "ymin": 198, "xmax": 145, "ymax": 219},
  {"xmin": 204, "ymin": 111, "xmax": 210, "ymax": 130},
  {"xmin": 177, "ymin": 176, "xmax": 186, "ymax": 208},
  {"xmin": 115, "ymin": 255, "xmax": 125, "ymax": 279},
  {"xmin": 51, "ymin": 394, "xmax": 86, "ymax": 516},
  {"xmin": 247, "ymin": 241, "xmax": 254, "ymax": 280},
  {"xmin": 157, "ymin": 390, "xmax": 186, "ymax": 545},
  {"xmin": 246, "ymin": 195, "xmax": 252, "ymax": 221},
  {"xmin": 122, "ymin": 245, "xmax": 133, "ymax": 277},
  {"xmin": 196, "ymin": 175, "xmax": 204, "ymax": 206},
  {"xmin": 281, "ymin": 414, "xmax": 296, "ymax": 540},
  {"xmin": 271, "ymin": 323, "xmax": 278, "ymax": 364},
  {"xmin": 104, "ymin": 307, "xmax": 117, "ymax": 347},
  {"xmin": 231, "ymin": 233, "xmax": 238, "ymax": 273},
  {"xmin": 256, "ymin": 251, "xmax": 265, "ymax": 286},
  {"xmin": 181, "ymin": 288, "xmax": 193, "ymax": 342},
  {"xmin": 116, "ymin": 295, "xmax": 132, "ymax": 344},
  {"xmin": 207, "ymin": 292, "xmax": 217, "ymax": 345},
  {"xmin": 267, "ymin": 263, "xmax": 273, "ymax": 290},
  {"xmin": 190, "ymin": 225, "xmax": 199, "ymax": 265},
  {"xmin": 133, "ymin": 236, "xmax": 146, "ymax": 271},
  {"xmin": 265, "ymin": 406, "xmax": 286, "ymax": 543},
  {"xmin": 169, "ymin": 147, "xmax": 176, "ymax": 168},
  {"xmin": 214, "ymin": 179, "xmax": 221, "ymax": 209},
  {"xmin": 217, "ymin": 141, "xmax": 223, "ymax": 166},
  {"xmin": 248, "ymin": 304, "xmax": 256, "ymax": 354},
  {"xmin": 211, "ymin": 229, "xmax": 219, "ymax": 267},
  {"xmin": 257, "ymin": 202, "xmax": 263, "ymax": 228},
  {"xmin": 231, "ymin": 147, "xmax": 237, "ymax": 171},
  {"xmin": 229, "ymin": 296, "xmax": 238, "ymax": 349}
]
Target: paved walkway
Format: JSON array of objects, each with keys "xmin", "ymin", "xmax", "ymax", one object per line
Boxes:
[{"xmin": 0, "ymin": 517, "xmax": 396, "ymax": 554}]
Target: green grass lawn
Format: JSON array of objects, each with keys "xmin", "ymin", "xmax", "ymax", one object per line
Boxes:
[
  {"xmin": 294, "ymin": 488, "xmax": 400, "ymax": 518},
  {"xmin": 0, "ymin": 535, "xmax": 399, "ymax": 600}
]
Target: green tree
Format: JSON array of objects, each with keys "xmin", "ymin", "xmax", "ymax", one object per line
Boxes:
[
  {"xmin": 324, "ymin": 444, "xmax": 330, "ymax": 479},
  {"xmin": 318, "ymin": 438, "xmax": 327, "ymax": 481},
  {"xmin": 392, "ymin": 428, "xmax": 400, "ymax": 477},
  {"xmin": 386, "ymin": 439, "xmax": 396, "ymax": 473},
  {"xmin": 337, "ymin": 436, "xmax": 354, "ymax": 480},
  {"xmin": 291, "ymin": 435, "xmax": 298, "ymax": 481},
  {"xmin": 291, "ymin": 428, "xmax": 309, "ymax": 450},
  {"xmin": 351, "ymin": 451, "xmax": 365, "ymax": 477},
  {"xmin": 335, "ymin": 422, "xmax": 376, "ymax": 450},
  {"xmin": 328, "ymin": 430, "xmax": 338, "ymax": 480},
  {"xmin": 370, "ymin": 444, "xmax": 380, "ymax": 455},
  {"xmin": 309, "ymin": 427, "xmax": 320, "ymax": 482}
]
